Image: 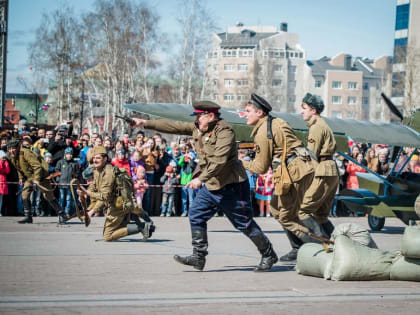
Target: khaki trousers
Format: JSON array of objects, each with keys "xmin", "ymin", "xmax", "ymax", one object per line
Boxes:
[{"xmin": 103, "ymin": 207, "xmax": 129, "ymax": 241}]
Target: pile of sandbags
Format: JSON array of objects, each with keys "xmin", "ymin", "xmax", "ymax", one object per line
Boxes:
[
  {"xmin": 296, "ymin": 223, "xmax": 396, "ymax": 281},
  {"xmin": 390, "ymin": 225, "xmax": 420, "ymax": 282}
]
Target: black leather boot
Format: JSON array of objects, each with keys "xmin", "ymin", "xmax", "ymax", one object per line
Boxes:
[
  {"xmin": 321, "ymin": 220, "xmax": 335, "ymax": 239},
  {"xmin": 279, "ymin": 229, "xmax": 303, "ymax": 261},
  {"xmin": 18, "ymin": 200, "xmax": 33, "ymax": 224},
  {"xmin": 49, "ymin": 199, "xmax": 68, "ymax": 224},
  {"xmin": 249, "ymin": 232, "xmax": 278, "ymax": 272},
  {"xmin": 301, "ymin": 216, "xmax": 327, "ymax": 238},
  {"xmin": 174, "ymin": 229, "xmax": 208, "ymax": 271}
]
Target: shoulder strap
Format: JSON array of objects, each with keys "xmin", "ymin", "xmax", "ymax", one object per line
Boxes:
[{"xmin": 267, "ymin": 115, "xmax": 274, "ymax": 140}]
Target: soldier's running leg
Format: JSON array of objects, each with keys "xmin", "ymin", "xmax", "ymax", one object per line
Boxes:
[
  {"xmin": 41, "ymin": 182, "xmax": 68, "ymax": 224},
  {"xmin": 218, "ymin": 181, "xmax": 277, "ymax": 272},
  {"xmin": 18, "ymin": 183, "xmax": 33, "ymax": 224}
]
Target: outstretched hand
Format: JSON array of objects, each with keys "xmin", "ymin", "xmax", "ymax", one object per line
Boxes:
[{"xmin": 131, "ymin": 118, "xmax": 147, "ymax": 127}]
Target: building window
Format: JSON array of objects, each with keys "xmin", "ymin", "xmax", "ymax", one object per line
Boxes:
[
  {"xmin": 238, "ymin": 49, "xmax": 254, "ymax": 57},
  {"xmin": 331, "ymin": 111, "xmax": 342, "ymax": 118},
  {"xmin": 376, "ymin": 97, "xmax": 381, "ymax": 105},
  {"xmin": 237, "ymin": 94, "xmax": 247, "ymax": 101},
  {"xmin": 224, "ymin": 79, "xmax": 234, "ymax": 87},
  {"xmin": 289, "ymin": 81, "xmax": 296, "ymax": 88},
  {"xmin": 363, "ymin": 82, "xmax": 369, "ymax": 90},
  {"xmin": 289, "ymin": 95, "xmax": 296, "ymax": 103},
  {"xmin": 237, "ymin": 79, "xmax": 249, "ymax": 87},
  {"xmin": 222, "ymin": 49, "xmax": 237, "ymax": 58},
  {"xmin": 224, "ymin": 94, "xmax": 234, "ymax": 102},
  {"xmin": 315, "ymin": 80, "xmax": 322, "ymax": 88},
  {"xmin": 363, "ymin": 97, "xmax": 369, "ymax": 105},
  {"xmin": 395, "ymin": 3, "xmax": 410, "ymax": 31},
  {"xmin": 274, "ymin": 64, "xmax": 282, "ymax": 72},
  {"xmin": 213, "ymin": 94, "xmax": 218, "ymax": 101},
  {"xmin": 347, "ymin": 112, "xmax": 356, "ymax": 119},
  {"xmin": 274, "ymin": 95, "xmax": 281, "ymax": 103},
  {"xmin": 332, "ymin": 96, "xmax": 342, "ymax": 104},
  {"xmin": 348, "ymin": 82, "xmax": 357, "ymax": 89},
  {"xmin": 224, "ymin": 64, "xmax": 234, "ymax": 71},
  {"xmin": 332, "ymin": 81, "xmax": 342, "ymax": 89},
  {"xmin": 213, "ymin": 79, "xmax": 218, "ymax": 86},
  {"xmin": 272, "ymin": 79, "xmax": 282, "ymax": 87},
  {"xmin": 238, "ymin": 64, "xmax": 248, "ymax": 72},
  {"xmin": 348, "ymin": 96, "xmax": 357, "ymax": 105},
  {"xmin": 289, "ymin": 65, "xmax": 296, "ymax": 73},
  {"xmin": 213, "ymin": 64, "xmax": 218, "ymax": 72}
]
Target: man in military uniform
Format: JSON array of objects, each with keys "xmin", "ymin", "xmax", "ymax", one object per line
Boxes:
[
  {"xmin": 132, "ymin": 101, "xmax": 278, "ymax": 272},
  {"xmin": 7, "ymin": 138, "xmax": 68, "ymax": 224},
  {"xmin": 77, "ymin": 146, "xmax": 153, "ymax": 241},
  {"xmin": 242, "ymin": 94, "xmax": 326, "ymax": 262},
  {"xmin": 299, "ymin": 93, "xmax": 339, "ymax": 237}
]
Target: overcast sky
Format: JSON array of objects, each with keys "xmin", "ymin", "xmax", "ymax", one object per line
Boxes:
[{"xmin": 7, "ymin": 0, "xmax": 396, "ymax": 93}]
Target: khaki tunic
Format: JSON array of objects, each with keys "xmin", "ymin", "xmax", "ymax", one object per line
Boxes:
[
  {"xmin": 15, "ymin": 148, "xmax": 55, "ymax": 201},
  {"xmin": 145, "ymin": 119, "xmax": 247, "ymax": 190},
  {"xmin": 242, "ymin": 116, "xmax": 314, "ymax": 238},
  {"xmin": 300, "ymin": 116, "xmax": 339, "ymax": 223},
  {"xmin": 88, "ymin": 163, "xmax": 128, "ymax": 241}
]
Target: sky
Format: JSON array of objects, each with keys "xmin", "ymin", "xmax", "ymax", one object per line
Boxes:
[{"xmin": 7, "ymin": 0, "xmax": 397, "ymax": 93}]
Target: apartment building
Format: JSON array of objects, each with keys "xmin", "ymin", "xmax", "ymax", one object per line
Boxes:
[
  {"xmin": 304, "ymin": 53, "xmax": 393, "ymax": 122},
  {"xmin": 392, "ymin": 0, "xmax": 420, "ymax": 111},
  {"xmin": 203, "ymin": 23, "xmax": 306, "ymax": 112}
]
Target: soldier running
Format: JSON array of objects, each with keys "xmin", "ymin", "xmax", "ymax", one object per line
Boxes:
[
  {"xmin": 76, "ymin": 146, "xmax": 153, "ymax": 241},
  {"xmin": 299, "ymin": 93, "xmax": 339, "ymax": 237},
  {"xmin": 242, "ymin": 94, "xmax": 326, "ymax": 262},
  {"xmin": 132, "ymin": 101, "xmax": 278, "ymax": 272},
  {"xmin": 7, "ymin": 138, "xmax": 69, "ymax": 224}
]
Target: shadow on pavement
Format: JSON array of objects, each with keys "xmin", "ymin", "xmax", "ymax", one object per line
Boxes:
[
  {"xmin": 371, "ymin": 226, "xmax": 405, "ymax": 234},
  {"xmin": 112, "ymin": 238, "xmax": 173, "ymax": 243},
  {"xmin": 210, "ymin": 230, "xmax": 285, "ymax": 234},
  {"xmin": 188, "ymin": 265, "xmax": 294, "ymax": 272}
]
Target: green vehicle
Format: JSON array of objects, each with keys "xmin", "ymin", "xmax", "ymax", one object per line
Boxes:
[{"xmin": 124, "ymin": 94, "xmax": 420, "ymax": 231}]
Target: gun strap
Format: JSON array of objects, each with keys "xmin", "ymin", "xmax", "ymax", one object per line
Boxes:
[{"xmin": 267, "ymin": 115, "xmax": 274, "ymax": 140}]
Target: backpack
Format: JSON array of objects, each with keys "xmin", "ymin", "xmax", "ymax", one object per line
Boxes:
[{"xmin": 113, "ymin": 166, "xmax": 136, "ymax": 214}]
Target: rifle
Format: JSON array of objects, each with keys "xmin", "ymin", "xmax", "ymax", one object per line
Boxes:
[
  {"xmin": 46, "ymin": 172, "xmax": 61, "ymax": 180},
  {"xmin": 308, "ymin": 233, "xmax": 335, "ymax": 253},
  {"xmin": 70, "ymin": 178, "xmax": 90, "ymax": 227},
  {"xmin": 115, "ymin": 115, "xmax": 136, "ymax": 125}
]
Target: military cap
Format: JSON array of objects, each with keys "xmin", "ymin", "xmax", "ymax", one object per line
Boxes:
[
  {"xmin": 250, "ymin": 93, "xmax": 272, "ymax": 113},
  {"xmin": 91, "ymin": 145, "xmax": 107, "ymax": 156},
  {"xmin": 302, "ymin": 93, "xmax": 324, "ymax": 114},
  {"xmin": 82, "ymin": 166, "xmax": 94, "ymax": 180},
  {"xmin": 190, "ymin": 100, "xmax": 221, "ymax": 116},
  {"xmin": 7, "ymin": 139, "xmax": 20, "ymax": 148}
]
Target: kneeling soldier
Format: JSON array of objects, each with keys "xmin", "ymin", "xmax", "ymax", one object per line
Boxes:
[{"xmin": 77, "ymin": 146, "xmax": 153, "ymax": 241}]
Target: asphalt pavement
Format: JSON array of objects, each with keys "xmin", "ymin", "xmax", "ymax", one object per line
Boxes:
[{"xmin": 0, "ymin": 215, "xmax": 419, "ymax": 314}]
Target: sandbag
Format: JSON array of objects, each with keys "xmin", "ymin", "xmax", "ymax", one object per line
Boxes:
[
  {"xmin": 330, "ymin": 235, "xmax": 396, "ymax": 281},
  {"xmin": 390, "ymin": 255, "xmax": 420, "ymax": 282},
  {"xmin": 401, "ymin": 226, "xmax": 420, "ymax": 259},
  {"xmin": 331, "ymin": 223, "xmax": 377, "ymax": 248},
  {"xmin": 296, "ymin": 243, "xmax": 333, "ymax": 279}
]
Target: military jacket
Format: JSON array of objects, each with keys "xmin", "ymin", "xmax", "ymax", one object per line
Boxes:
[
  {"xmin": 145, "ymin": 119, "xmax": 247, "ymax": 191},
  {"xmin": 307, "ymin": 116, "xmax": 338, "ymax": 177},
  {"xmin": 242, "ymin": 116, "xmax": 313, "ymax": 182},
  {"xmin": 88, "ymin": 163, "xmax": 116, "ymax": 212},
  {"xmin": 17, "ymin": 147, "xmax": 46, "ymax": 181}
]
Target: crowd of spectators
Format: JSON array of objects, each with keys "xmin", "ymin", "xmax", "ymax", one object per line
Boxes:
[{"xmin": 0, "ymin": 120, "xmax": 419, "ymax": 219}]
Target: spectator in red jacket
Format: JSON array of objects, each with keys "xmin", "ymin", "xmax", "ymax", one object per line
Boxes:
[
  {"xmin": 0, "ymin": 150, "xmax": 10, "ymax": 216},
  {"xmin": 111, "ymin": 149, "xmax": 131, "ymax": 176}
]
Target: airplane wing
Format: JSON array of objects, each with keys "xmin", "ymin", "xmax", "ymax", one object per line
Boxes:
[{"xmin": 125, "ymin": 102, "xmax": 420, "ymax": 148}]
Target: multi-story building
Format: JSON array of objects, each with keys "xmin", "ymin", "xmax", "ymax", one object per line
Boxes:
[
  {"xmin": 203, "ymin": 23, "xmax": 306, "ymax": 112},
  {"xmin": 392, "ymin": 0, "xmax": 420, "ymax": 112},
  {"xmin": 304, "ymin": 53, "xmax": 393, "ymax": 122}
]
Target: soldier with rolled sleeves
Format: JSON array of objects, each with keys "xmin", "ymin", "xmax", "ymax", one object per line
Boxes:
[
  {"xmin": 76, "ymin": 146, "xmax": 154, "ymax": 241},
  {"xmin": 242, "ymin": 93, "xmax": 326, "ymax": 262},
  {"xmin": 7, "ymin": 138, "xmax": 69, "ymax": 224},
  {"xmin": 132, "ymin": 100, "xmax": 278, "ymax": 272},
  {"xmin": 299, "ymin": 93, "xmax": 338, "ymax": 237}
]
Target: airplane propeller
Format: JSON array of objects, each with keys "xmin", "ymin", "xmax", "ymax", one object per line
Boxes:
[{"xmin": 381, "ymin": 92, "xmax": 404, "ymax": 121}]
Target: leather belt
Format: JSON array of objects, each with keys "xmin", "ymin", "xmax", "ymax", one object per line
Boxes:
[
  {"xmin": 272, "ymin": 154, "xmax": 297, "ymax": 171},
  {"xmin": 320, "ymin": 156, "xmax": 333, "ymax": 162}
]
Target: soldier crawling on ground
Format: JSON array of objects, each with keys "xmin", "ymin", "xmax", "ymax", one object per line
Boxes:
[{"xmin": 76, "ymin": 146, "xmax": 154, "ymax": 241}]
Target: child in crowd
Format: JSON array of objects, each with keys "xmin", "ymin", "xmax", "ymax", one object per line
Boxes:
[
  {"xmin": 0, "ymin": 150, "xmax": 10, "ymax": 216},
  {"xmin": 134, "ymin": 165, "xmax": 148, "ymax": 209},
  {"xmin": 55, "ymin": 147, "xmax": 80, "ymax": 217},
  {"xmin": 160, "ymin": 165, "xmax": 179, "ymax": 217},
  {"xmin": 111, "ymin": 149, "xmax": 131, "ymax": 176},
  {"xmin": 178, "ymin": 151, "xmax": 196, "ymax": 216},
  {"xmin": 130, "ymin": 151, "xmax": 144, "ymax": 181},
  {"xmin": 255, "ymin": 168, "xmax": 274, "ymax": 217}
]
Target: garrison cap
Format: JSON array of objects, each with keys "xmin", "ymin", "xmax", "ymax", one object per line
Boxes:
[
  {"xmin": 82, "ymin": 166, "xmax": 94, "ymax": 180},
  {"xmin": 250, "ymin": 93, "xmax": 272, "ymax": 113},
  {"xmin": 190, "ymin": 100, "xmax": 221, "ymax": 116},
  {"xmin": 302, "ymin": 93, "xmax": 325, "ymax": 114},
  {"xmin": 91, "ymin": 145, "xmax": 107, "ymax": 156},
  {"xmin": 7, "ymin": 139, "xmax": 20, "ymax": 148}
]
